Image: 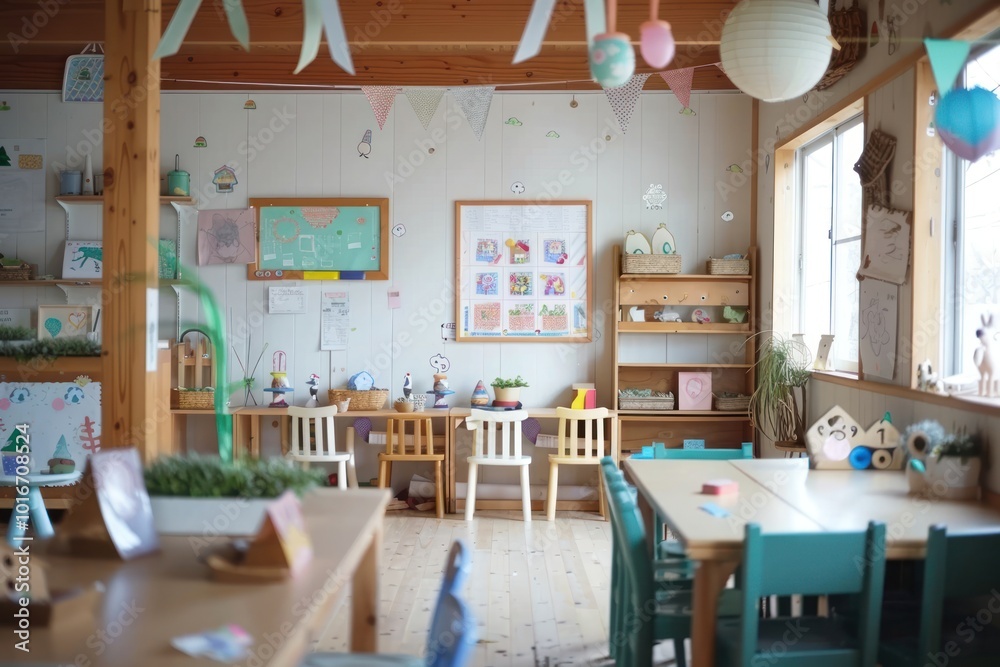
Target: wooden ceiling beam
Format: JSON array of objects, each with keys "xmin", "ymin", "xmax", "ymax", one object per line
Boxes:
[
  {"xmin": 0, "ymin": 46, "xmax": 733, "ymax": 90},
  {"xmin": 0, "ymin": 0, "xmax": 736, "ymax": 55}
]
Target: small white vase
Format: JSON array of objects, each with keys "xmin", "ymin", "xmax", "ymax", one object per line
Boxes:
[{"xmin": 82, "ymin": 155, "xmax": 95, "ymax": 195}]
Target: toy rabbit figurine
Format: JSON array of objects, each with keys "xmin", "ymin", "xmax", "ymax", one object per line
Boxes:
[
  {"xmin": 305, "ymin": 373, "xmax": 320, "ymax": 408},
  {"xmin": 974, "ymin": 314, "xmax": 998, "ymax": 397}
]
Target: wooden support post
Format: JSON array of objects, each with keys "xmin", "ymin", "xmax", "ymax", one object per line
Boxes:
[{"xmin": 101, "ymin": 0, "xmax": 162, "ymax": 452}]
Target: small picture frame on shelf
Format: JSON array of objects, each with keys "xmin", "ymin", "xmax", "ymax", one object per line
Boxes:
[
  {"xmin": 62, "ymin": 241, "xmax": 103, "ymax": 280},
  {"xmin": 37, "ymin": 304, "xmax": 96, "ymax": 340}
]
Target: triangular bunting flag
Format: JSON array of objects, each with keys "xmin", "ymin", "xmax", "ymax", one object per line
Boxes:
[
  {"xmin": 924, "ymin": 38, "xmax": 971, "ymax": 95},
  {"xmin": 451, "ymin": 86, "xmax": 496, "ymax": 140},
  {"xmin": 404, "ymin": 87, "xmax": 446, "ymax": 130},
  {"xmin": 659, "ymin": 68, "xmax": 694, "ymax": 109},
  {"xmin": 362, "ymin": 86, "xmax": 397, "ymax": 130},
  {"xmin": 715, "ymin": 61, "xmax": 726, "ymax": 75},
  {"xmin": 604, "ymin": 73, "xmax": 651, "ymax": 134}
]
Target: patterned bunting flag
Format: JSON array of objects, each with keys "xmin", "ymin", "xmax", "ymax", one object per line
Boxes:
[
  {"xmin": 604, "ymin": 73, "xmax": 651, "ymax": 134},
  {"xmin": 659, "ymin": 67, "xmax": 694, "ymax": 109},
  {"xmin": 451, "ymin": 86, "xmax": 496, "ymax": 140},
  {"xmin": 404, "ymin": 88, "xmax": 446, "ymax": 130},
  {"xmin": 924, "ymin": 38, "xmax": 971, "ymax": 95},
  {"xmin": 362, "ymin": 86, "xmax": 397, "ymax": 130}
]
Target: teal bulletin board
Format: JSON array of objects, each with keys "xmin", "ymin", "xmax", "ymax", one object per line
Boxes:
[{"xmin": 247, "ymin": 198, "xmax": 390, "ymax": 281}]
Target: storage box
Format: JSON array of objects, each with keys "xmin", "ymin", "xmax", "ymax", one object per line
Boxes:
[
  {"xmin": 678, "ymin": 372, "xmax": 712, "ymax": 411},
  {"xmin": 622, "ymin": 254, "xmax": 682, "ymax": 274},
  {"xmin": 706, "ymin": 258, "xmax": 750, "ymax": 275}
]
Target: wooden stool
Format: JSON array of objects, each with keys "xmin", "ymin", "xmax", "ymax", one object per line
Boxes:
[{"xmin": 377, "ymin": 415, "xmax": 444, "ymax": 519}]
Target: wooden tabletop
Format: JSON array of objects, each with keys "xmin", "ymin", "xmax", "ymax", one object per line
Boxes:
[
  {"xmin": 624, "ymin": 459, "xmax": 824, "ymax": 560},
  {"xmin": 449, "ymin": 407, "xmax": 618, "ymax": 418},
  {"xmin": 20, "ymin": 488, "xmax": 390, "ymax": 666},
  {"xmin": 732, "ymin": 459, "xmax": 1000, "ymax": 558}
]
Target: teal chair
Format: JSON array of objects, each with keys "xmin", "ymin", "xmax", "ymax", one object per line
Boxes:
[
  {"xmin": 715, "ymin": 521, "xmax": 887, "ymax": 667},
  {"xmin": 602, "ymin": 456, "xmax": 739, "ymax": 667},
  {"xmin": 301, "ymin": 540, "xmax": 476, "ymax": 667},
  {"xmin": 878, "ymin": 525, "xmax": 1000, "ymax": 666}
]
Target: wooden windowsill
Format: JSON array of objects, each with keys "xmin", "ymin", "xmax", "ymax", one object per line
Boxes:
[{"xmin": 811, "ymin": 370, "xmax": 1000, "ymax": 418}]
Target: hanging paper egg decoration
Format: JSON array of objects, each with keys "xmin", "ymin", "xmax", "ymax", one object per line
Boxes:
[
  {"xmin": 935, "ymin": 86, "xmax": 1000, "ymax": 163},
  {"xmin": 640, "ymin": 0, "xmax": 675, "ymax": 69},
  {"xmin": 720, "ymin": 0, "xmax": 833, "ymax": 103},
  {"xmin": 590, "ymin": 33, "xmax": 636, "ymax": 89}
]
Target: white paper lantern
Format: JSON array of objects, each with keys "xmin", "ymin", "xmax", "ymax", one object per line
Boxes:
[{"xmin": 720, "ymin": 0, "xmax": 833, "ymax": 103}]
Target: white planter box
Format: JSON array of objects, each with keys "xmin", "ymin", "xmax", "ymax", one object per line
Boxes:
[{"xmin": 150, "ymin": 496, "xmax": 272, "ymax": 537}]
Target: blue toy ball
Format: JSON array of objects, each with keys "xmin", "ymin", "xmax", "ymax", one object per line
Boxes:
[{"xmin": 936, "ymin": 86, "xmax": 1000, "ymax": 162}]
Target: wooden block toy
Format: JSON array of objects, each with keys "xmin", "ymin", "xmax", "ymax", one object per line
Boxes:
[
  {"xmin": 571, "ymin": 383, "xmax": 597, "ymax": 409},
  {"xmin": 702, "ymin": 479, "xmax": 739, "ymax": 495}
]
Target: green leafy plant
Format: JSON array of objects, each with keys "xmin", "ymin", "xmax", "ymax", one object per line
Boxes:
[
  {"xmin": 492, "ymin": 375, "xmax": 529, "ymax": 389},
  {"xmin": 745, "ymin": 333, "xmax": 812, "ymax": 446},
  {"xmin": 144, "ymin": 456, "xmax": 327, "ymax": 498},
  {"xmin": 933, "ymin": 432, "xmax": 982, "ymax": 463},
  {"xmin": 0, "ymin": 325, "xmax": 34, "ymax": 341},
  {"xmin": 0, "ymin": 337, "xmax": 100, "ymax": 358}
]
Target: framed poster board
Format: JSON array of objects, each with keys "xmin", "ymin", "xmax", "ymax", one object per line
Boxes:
[
  {"xmin": 455, "ymin": 200, "xmax": 593, "ymax": 343},
  {"xmin": 247, "ymin": 198, "xmax": 389, "ymax": 281}
]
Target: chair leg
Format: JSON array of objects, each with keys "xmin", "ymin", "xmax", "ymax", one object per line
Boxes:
[
  {"xmin": 465, "ymin": 462, "xmax": 478, "ymax": 521},
  {"xmin": 337, "ymin": 461, "xmax": 347, "ymax": 490},
  {"xmin": 546, "ymin": 461, "xmax": 559, "ymax": 521},
  {"xmin": 377, "ymin": 457, "xmax": 387, "ymax": 488},
  {"xmin": 520, "ymin": 465, "xmax": 532, "ymax": 522},
  {"xmin": 434, "ymin": 460, "xmax": 444, "ymax": 519},
  {"xmin": 597, "ymin": 470, "xmax": 607, "ymax": 520},
  {"xmin": 674, "ymin": 639, "xmax": 687, "ymax": 667}
]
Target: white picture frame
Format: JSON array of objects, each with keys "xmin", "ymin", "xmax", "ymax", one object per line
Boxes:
[{"xmin": 37, "ymin": 304, "xmax": 95, "ymax": 340}]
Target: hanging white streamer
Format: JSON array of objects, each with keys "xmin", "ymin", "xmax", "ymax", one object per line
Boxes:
[
  {"xmin": 319, "ymin": 0, "xmax": 355, "ymax": 75},
  {"xmin": 513, "ymin": 0, "xmax": 557, "ymax": 64},
  {"xmin": 294, "ymin": 0, "xmax": 323, "ymax": 74},
  {"xmin": 222, "ymin": 0, "xmax": 250, "ymax": 51},
  {"xmin": 153, "ymin": 0, "xmax": 204, "ymax": 60},
  {"xmin": 583, "ymin": 0, "xmax": 606, "ymax": 45}
]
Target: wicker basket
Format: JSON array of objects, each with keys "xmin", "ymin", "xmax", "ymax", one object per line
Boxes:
[
  {"xmin": 328, "ymin": 388, "xmax": 389, "ymax": 411},
  {"xmin": 618, "ymin": 396, "xmax": 675, "ymax": 411},
  {"xmin": 816, "ymin": 0, "xmax": 866, "ymax": 91},
  {"xmin": 622, "ymin": 254, "xmax": 681, "ymax": 274},
  {"xmin": 0, "ymin": 262, "xmax": 32, "ymax": 281},
  {"xmin": 713, "ymin": 394, "xmax": 750, "ymax": 412},
  {"xmin": 707, "ymin": 258, "xmax": 750, "ymax": 275},
  {"xmin": 171, "ymin": 388, "xmax": 215, "ymax": 410}
]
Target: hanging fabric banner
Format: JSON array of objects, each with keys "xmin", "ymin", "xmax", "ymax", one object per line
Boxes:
[
  {"xmin": 153, "ymin": 0, "xmax": 203, "ymax": 59},
  {"xmin": 362, "ymin": 86, "xmax": 398, "ymax": 130},
  {"xmin": 404, "ymin": 88, "xmax": 446, "ymax": 130},
  {"xmin": 295, "ymin": 0, "xmax": 354, "ymax": 74},
  {"xmin": 452, "ymin": 86, "xmax": 496, "ymax": 140},
  {"xmin": 659, "ymin": 68, "xmax": 694, "ymax": 109},
  {"xmin": 924, "ymin": 38, "xmax": 971, "ymax": 95},
  {"xmin": 583, "ymin": 0, "xmax": 607, "ymax": 45},
  {"xmin": 604, "ymin": 73, "xmax": 650, "ymax": 134},
  {"xmin": 514, "ymin": 0, "xmax": 557, "ymax": 63}
]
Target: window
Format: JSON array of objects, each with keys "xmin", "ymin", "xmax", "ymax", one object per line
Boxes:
[
  {"xmin": 794, "ymin": 115, "xmax": 865, "ymax": 372},
  {"xmin": 946, "ymin": 42, "xmax": 1000, "ymax": 377}
]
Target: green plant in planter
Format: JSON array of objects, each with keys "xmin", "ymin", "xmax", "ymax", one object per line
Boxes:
[
  {"xmin": 145, "ymin": 456, "xmax": 327, "ymax": 498},
  {"xmin": 0, "ymin": 325, "xmax": 34, "ymax": 341},
  {"xmin": 745, "ymin": 332, "xmax": 812, "ymax": 447},
  {"xmin": 0, "ymin": 337, "xmax": 101, "ymax": 359},
  {"xmin": 932, "ymin": 432, "xmax": 982, "ymax": 464},
  {"xmin": 491, "ymin": 375, "xmax": 529, "ymax": 389}
]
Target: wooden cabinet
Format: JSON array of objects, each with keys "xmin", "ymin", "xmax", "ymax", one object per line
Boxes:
[{"xmin": 612, "ymin": 247, "xmax": 756, "ymax": 454}]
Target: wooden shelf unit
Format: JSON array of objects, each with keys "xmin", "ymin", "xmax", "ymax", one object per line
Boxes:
[
  {"xmin": 55, "ymin": 195, "xmax": 195, "ymax": 205},
  {"xmin": 612, "ymin": 246, "xmax": 757, "ymax": 454}
]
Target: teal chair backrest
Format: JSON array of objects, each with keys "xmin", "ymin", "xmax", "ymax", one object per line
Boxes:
[
  {"xmin": 654, "ymin": 442, "xmax": 753, "ymax": 460},
  {"xmin": 738, "ymin": 522, "xmax": 887, "ymax": 666},
  {"xmin": 425, "ymin": 591, "xmax": 477, "ymax": 667},
  {"xmin": 916, "ymin": 526, "xmax": 1000, "ymax": 658}
]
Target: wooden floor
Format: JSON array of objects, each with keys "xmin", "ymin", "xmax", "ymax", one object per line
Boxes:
[{"xmin": 315, "ymin": 509, "xmax": 669, "ymax": 666}]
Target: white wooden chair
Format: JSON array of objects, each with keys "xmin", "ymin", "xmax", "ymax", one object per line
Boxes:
[
  {"xmin": 546, "ymin": 406, "xmax": 612, "ymax": 521},
  {"xmin": 286, "ymin": 405, "xmax": 352, "ymax": 489},
  {"xmin": 464, "ymin": 409, "xmax": 531, "ymax": 522}
]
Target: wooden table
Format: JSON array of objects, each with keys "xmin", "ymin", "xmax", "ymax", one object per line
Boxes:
[
  {"xmin": 22, "ymin": 488, "xmax": 390, "ymax": 667},
  {"xmin": 623, "ymin": 458, "xmax": 1000, "ymax": 667},
  {"xmin": 448, "ymin": 408, "xmax": 619, "ymax": 514}
]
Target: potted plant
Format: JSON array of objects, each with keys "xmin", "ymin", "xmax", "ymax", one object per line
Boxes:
[
  {"xmin": 491, "ymin": 375, "xmax": 529, "ymax": 403},
  {"xmin": 925, "ymin": 432, "xmax": 983, "ymax": 500},
  {"xmin": 746, "ymin": 333, "xmax": 812, "ymax": 450},
  {"xmin": 144, "ymin": 455, "xmax": 325, "ymax": 536}
]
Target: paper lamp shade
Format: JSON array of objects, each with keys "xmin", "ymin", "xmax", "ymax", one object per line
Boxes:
[
  {"xmin": 936, "ymin": 86, "xmax": 1000, "ymax": 163},
  {"xmin": 640, "ymin": 20, "xmax": 676, "ymax": 69},
  {"xmin": 720, "ymin": 0, "xmax": 833, "ymax": 103},
  {"xmin": 590, "ymin": 33, "xmax": 636, "ymax": 88}
]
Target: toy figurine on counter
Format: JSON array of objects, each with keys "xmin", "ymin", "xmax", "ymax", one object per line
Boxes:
[
  {"xmin": 403, "ymin": 372, "xmax": 413, "ymax": 399},
  {"xmin": 305, "ymin": 374, "xmax": 320, "ymax": 408}
]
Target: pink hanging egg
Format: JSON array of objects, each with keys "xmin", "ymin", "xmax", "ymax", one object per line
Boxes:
[{"xmin": 640, "ymin": 20, "xmax": 675, "ymax": 69}]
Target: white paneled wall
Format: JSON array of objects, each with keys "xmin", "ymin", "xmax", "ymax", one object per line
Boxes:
[{"xmin": 0, "ymin": 90, "xmax": 752, "ymax": 478}]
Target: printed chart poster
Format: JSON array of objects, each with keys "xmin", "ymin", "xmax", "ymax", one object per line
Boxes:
[
  {"xmin": 457, "ymin": 202, "xmax": 591, "ymax": 341},
  {"xmin": 0, "ymin": 138, "xmax": 46, "ymax": 232}
]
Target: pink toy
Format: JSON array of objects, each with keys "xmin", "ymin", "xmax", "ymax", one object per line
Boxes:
[
  {"xmin": 640, "ymin": 0, "xmax": 675, "ymax": 69},
  {"xmin": 974, "ymin": 313, "xmax": 999, "ymax": 398},
  {"xmin": 702, "ymin": 479, "xmax": 739, "ymax": 495}
]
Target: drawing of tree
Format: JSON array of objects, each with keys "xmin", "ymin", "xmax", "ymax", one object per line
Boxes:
[{"xmin": 0, "ymin": 146, "xmax": 10, "ymax": 167}]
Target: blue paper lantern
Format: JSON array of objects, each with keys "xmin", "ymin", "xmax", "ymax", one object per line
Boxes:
[{"xmin": 936, "ymin": 86, "xmax": 1000, "ymax": 162}]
